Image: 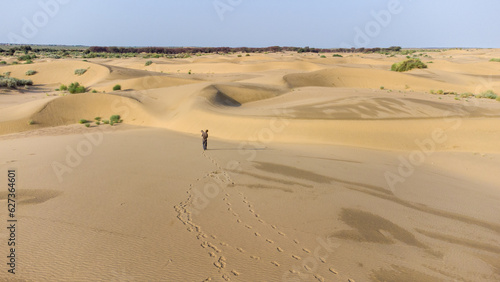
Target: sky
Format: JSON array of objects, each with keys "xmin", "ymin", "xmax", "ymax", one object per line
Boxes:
[{"xmin": 1, "ymin": 0, "xmax": 499, "ymax": 48}]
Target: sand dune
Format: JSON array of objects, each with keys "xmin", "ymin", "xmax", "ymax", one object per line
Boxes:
[{"xmin": 1, "ymin": 50, "xmax": 500, "ymax": 281}]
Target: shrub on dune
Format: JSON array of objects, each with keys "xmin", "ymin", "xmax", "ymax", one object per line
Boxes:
[
  {"xmin": 0, "ymin": 77, "xmax": 33, "ymax": 88},
  {"xmin": 391, "ymin": 58, "xmax": 427, "ymax": 72},
  {"xmin": 0, "ymin": 61, "xmax": 6, "ymax": 64},
  {"xmin": 113, "ymin": 84, "xmax": 121, "ymax": 91},
  {"xmin": 145, "ymin": 60, "xmax": 153, "ymax": 66},
  {"xmin": 68, "ymin": 82, "xmax": 86, "ymax": 94},
  {"xmin": 479, "ymin": 90, "xmax": 497, "ymax": 99},
  {"xmin": 489, "ymin": 58, "xmax": 500, "ymax": 62},
  {"xmin": 25, "ymin": 70, "xmax": 36, "ymax": 76},
  {"xmin": 332, "ymin": 54, "xmax": 343, "ymax": 57},
  {"xmin": 74, "ymin": 68, "xmax": 87, "ymax": 76},
  {"xmin": 110, "ymin": 115, "xmax": 121, "ymax": 123}
]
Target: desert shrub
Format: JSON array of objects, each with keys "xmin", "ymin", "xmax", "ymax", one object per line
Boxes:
[
  {"xmin": 479, "ymin": 90, "xmax": 497, "ymax": 99},
  {"xmin": 380, "ymin": 86, "xmax": 385, "ymax": 90},
  {"xmin": 237, "ymin": 55, "xmax": 242, "ymax": 57},
  {"xmin": 74, "ymin": 69, "xmax": 87, "ymax": 75},
  {"xmin": 0, "ymin": 77, "xmax": 33, "ymax": 88},
  {"xmin": 25, "ymin": 59, "xmax": 33, "ymax": 64},
  {"xmin": 0, "ymin": 61, "xmax": 6, "ymax": 64},
  {"xmin": 246, "ymin": 53, "xmax": 250, "ymax": 56},
  {"xmin": 113, "ymin": 84, "xmax": 121, "ymax": 91},
  {"xmin": 68, "ymin": 82, "xmax": 86, "ymax": 94},
  {"xmin": 460, "ymin": 92, "xmax": 474, "ymax": 98},
  {"xmin": 79, "ymin": 119, "xmax": 88, "ymax": 124},
  {"xmin": 497, "ymin": 96, "xmax": 500, "ymax": 102},
  {"xmin": 28, "ymin": 120, "xmax": 35, "ymax": 125},
  {"xmin": 85, "ymin": 123, "xmax": 91, "ymax": 127},
  {"xmin": 145, "ymin": 60, "xmax": 153, "ymax": 66},
  {"xmin": 92, "ymin": 89, "xmax": 97, "ymax": 93},
  {"xmin": 95, "ymin": 121, "xmax": 100, "ymax": 125},
  {"xmin": 391, "ymin": 58, "xmax": 427, "ymax": 72},
  {"xmin": 95, "ymin": 117, "xmax": 101, "ymax": 121},
  {"xmin": 11, "ymin": 62, "xmax": 18, "ymax": 65},
  {"xmin": 110, "ymin": 115, "xmax": 121, "ymax": 123},
  {"xmin": 332, "ymin": 54, "xmax": 343, "ymax": 57},
  {"xmin": 188, "ymin": 70, "xmax": 192, "ymax": 75},
  {"xmin": 59, "ymin": 84, "xmax": 68, "ymax": 91},
  {"xmin": 103, "ymin": 120, "xmax": 110, "ymax": 124},
  {"xmin": 17, "ymin": 54, "xmax": 35, "ymax": 61},
  {"xmin": 25, "ymin": 70, "xmax": 36, "ymax": 76},
  {"xmin": 489, "ymin": 58, "xmax": 500, "ymax": 62},
  {"xmin": 320, "ymin": 55, "xmax": 327, "ymax": 58},
  {"xmin": 4, "ymin": 72, "xmax": 11, "ymax": 77},
  {"xmin": 437, "ymin": 90, "xmax": 444, "ymax": 95}
]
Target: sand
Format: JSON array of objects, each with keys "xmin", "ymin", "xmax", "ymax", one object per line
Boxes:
[{"xmin": 1, "ymin": 49, "xmax": 500, "ymax": 281}]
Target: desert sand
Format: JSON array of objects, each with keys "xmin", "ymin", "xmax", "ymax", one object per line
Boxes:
[{"xmin": 0, "ymin": 49, "xmax": 500, "ymax": 281}]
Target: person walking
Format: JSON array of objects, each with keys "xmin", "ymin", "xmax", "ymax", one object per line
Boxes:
[{"xmin": 201, "ymin": 129, "xmax": 209, "ymax": 150}]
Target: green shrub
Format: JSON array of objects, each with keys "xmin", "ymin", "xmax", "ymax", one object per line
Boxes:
[
  {"xmin": 391, "ymin": 59, "xmax": 428, "ymax": 72},
  {"xmin": 74, "ymin": 69, "xmax": 87, "ymax": 75},
  {"xmin": 79, "ymin": 119, "xmax": 88, "ymax": 124},
  {"xmin": 95, "ymin": 121, "xmax": 100, "ymax": 125},
  {"xmin": 4, "ymin": 72, "xmax": 11, "ymax": 77},
  {"xmin": 92, "ymin": 89, "xmax": 97, "ymax": 93},
  {"xmin": 85, "ymin": 123, "xmax": 91, "ymax": 127},
  {"xmin": 496, "ymin": 96, "xmax": 500, "ymax": 102},
  {"xmin": 237, "ymin": 55, "xmax": 242, "ymax": 57},
  {"xmin": 103, "ymin": 120, "xmax": 110, "ymax": 124},
  {"xmin": 0, "ymin": 61, "xmax": 6, "ymax": 64},
  {"xmin": 479, "ymin": 90, "xmax": 497, "ymax": 99},
  {"xmin": 11, "ymin": 62, "xmax": 18, "ymax": 65},
  {"xmin": 460, "ymin": 92, "xmax": 474, "ymax": 98},
  {"xmin": 68, "ymin": 82, "xmax": 86, "ymax": 94},
  {"xmin": 110, "ymin": 115, "xmax": 121, "ymax": 123},
  {"xmin": 246, "ymin": 54, "xmax": 250, "ymax": 56},
  {"xmin": 380, "ymin": 86, "xmax": 385, "ymax": 90},
  {"xmin": 28, "ymin": 120, "xmax": 35, "ymax": 125},
  {"xmin": 332, "ymin": 54, "xmax": 343, "ymax": 57},
  {"xmin": 320, "ymin": 55, "xmax": 326, "ymax": 58},
  {"xmin": 437, "ymin": 90, "xmax": 444, "ymax": 95},
  {"xmin": 95, "ymin": 117, "xmax": 101, "ymax": 121},
  {"xmin": 59, "ymin": 84, "xmax": 68, "ymax": 91},
  {"xmin": 188, "ymin": 70, "xmax": 192, "ymax": 75},
  {"xmin": 145, "ymin": 60, "xmax": 153, "ymax": 66},
  {"xmin": 25, "ymin": 70, "xmax": 36, "ymax": 76},
  {"xmin": 0, "ymin": 77, "xmax": 33, "ymax": 88},
  {"xmin": 489, "ymin": 58, "xmax": 500, "ymax": 62},
  {"xmin": 113, "ymin": 84, "xmax": 121, "ymax": 91},
  {"xmin": 430, "ymin": 90, "xmax": 435, "ymax": 94},
  {"xmin": 25, "ymin": 59, "xmax": 33, "ymax": 64}
]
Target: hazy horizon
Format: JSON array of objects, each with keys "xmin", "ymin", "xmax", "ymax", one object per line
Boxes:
[{"xmin": 1, "ymin": 0, "xmax": 500, "ymax": 48}]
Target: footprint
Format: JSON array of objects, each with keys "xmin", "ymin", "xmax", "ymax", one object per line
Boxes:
[
  {"xmin": 348, "ymin": 279, "xmax": 355, "ymax": 282},
  {"xmin": 211, "ymin": 235, "xmax": 217, "ymax": 239},
  {"xmin": 231, "ymin": 270, "xmax": 240, "ymax": 276},
  {"xmin": 277, "ymin": 247, "xmax": 284, "ymax": 252},
  {"xmin": 237, "ymin": 219, "xmax": 242, "ymax": 223},
  {"xmin": 303, "ymin": 248, "xmax": 311, "ymax": 254},
  {"xmin": 249, "ymin": 209, "xmax": 255, "ymax": 213},
  {"xmin": 225, "ymin": 193, "xmax": 230, "ymax": 197},
  {"xmin": 236, "ymin": 247, "xmax": 245, "ymax": 253},
  {"xmin": 255, "ymin": 214, "xmax": 260, "ymax": 218},
  {"xmin": 258, "ymin": 219, "xmax": 264, "ymax": 223},
  {"xmin": 271, "ymin": 261, "xmax": 280, "ymax": 267},
  {"xmin": 278, "ymin": 231, "xmax": 286, "ymax": 236},
  {"xmin": 319, "ymin": 257, "xmax": 326, "ymax": 263},
  {"xmin": 209, "ymin": 252, "xmax": 216, "ymax": 257},
  {"xmin": 266, "ymin": 239, "xmax": 274, "ymax": 244},
  {"xmin": 250, "ymin": 256, "xmax": 260, "ymax": 260},
  {"xmin": 304, "ymin": 265, "xmax": 311, "ymax": 271},
  {"xmin": 271, "ymin": 225, "xmax": 277, "ymax": 229},
  {"xmin": 255, "ymin": 232, "xmax": 261, "ymax": 237},
  {"xmin": 314, "ymin": 274, "xmax": 325, "ymax": 282},
  {"xmin": 228, "ymin": 207, "xmax": 233, "ymax": 211},
  {"xmin": 214, "ymin": 262, "xmax": 223, "ymax": 269},
  {"xmin": 245, "ymin": 225, "xmax": 252, "ymax": 229},
  {"xmin": 222, "ymin": 274, "xmax": 230, "ymax": 281},
  {"xmin": 329, "ymin": 268, "xmax": 338, "ymax": 274},
  {"xmin": 232, "ymin": 213, "xmax": 238, "ymax": 217},
  {"xmin": 292, "ymin": 255, "xmax": 301, "ymax": 260},
  {"xmin": 220, "ymin": 242, "xmax": 228, "ymax": 246},
  {"xmin": 226, "ymin": 203, "xmax": 231, "ymax": 206}
]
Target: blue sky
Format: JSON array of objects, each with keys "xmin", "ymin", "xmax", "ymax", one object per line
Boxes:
[{"xmin": 1, "ymin": 0, "xmax": 499, "ymax": 48}]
